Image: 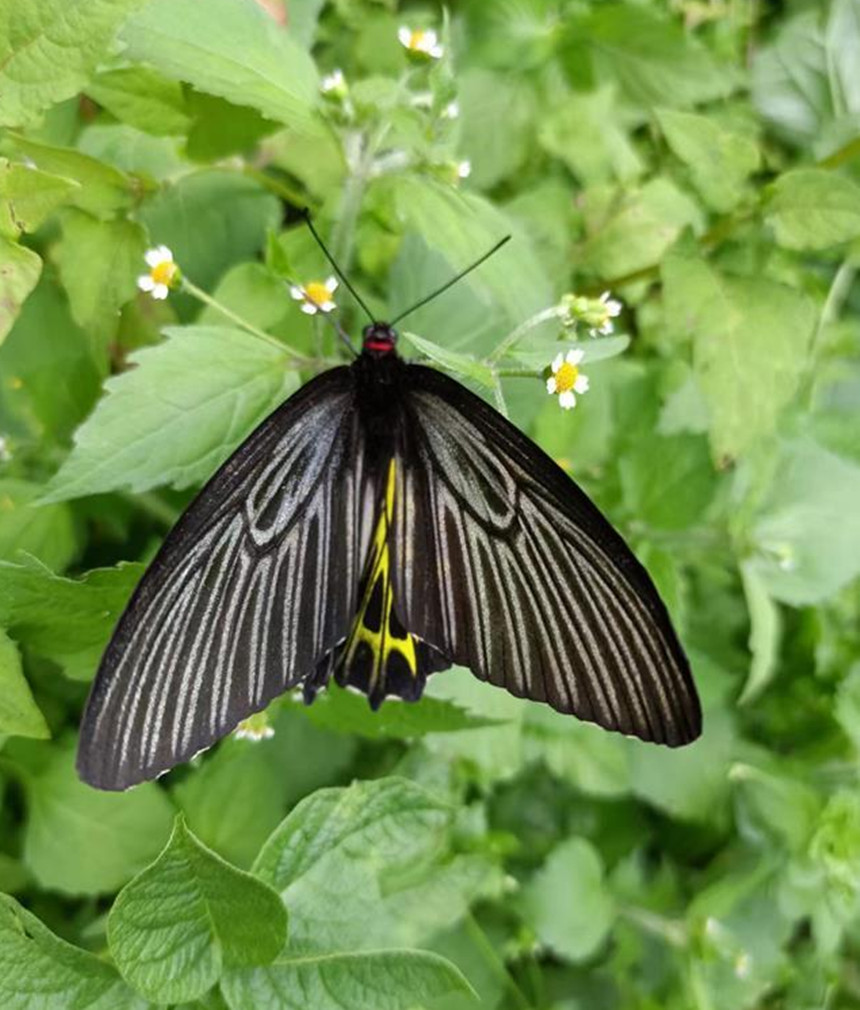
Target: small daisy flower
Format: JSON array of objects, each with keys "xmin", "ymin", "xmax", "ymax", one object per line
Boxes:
[
  {"xmin": 398, "ymin": 25, "xmax": 444, "ymax": 60},
  {"xmin": 137, "ymin": 245, "xmax": 180, "ymax": 300},
  {"xmin": 290, "ymin": 276, "xmax": 338, "ymax": 315},
  {"xmin": 320, "ymin": 68, "xmax": 347, "ymax": 98},
  {"xmin": 591, "ymin": 290, "xmax": 622, "ymax": 336},
  {"xmin": 442, "ymin": 100, "xmax": 460, "ymax": 119},
  {"xmin": 234, "ymin": 711, "xmax": 275, "ymax": 742},
  {"xmin": 546, "ymin": 349, "xmax": 589, "ymax": 410}
]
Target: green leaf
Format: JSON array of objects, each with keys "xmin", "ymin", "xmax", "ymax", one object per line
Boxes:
[
  {"xmin": 620, "ymin": 432, "xmax": 716, "ymax": 530},
  {"xmin": 253, "ymin": 777, "xmax": 460, "ymax": 952},
  {"xmin": 581, "ymin": 179, "xmax": 702, "ymax": 279},
  {"xmin": 198, "ymin": 262, "xmax": 295, "ymax": 332},
  {"xmin": 401, "ymin": 332, "xmax": 496, "ymax": 387},
  {"xmin": 109, "ymin": 816, "xmax": 287, "ymax": 1004},
  {"xmin": 8, "ymin": 135, "xmax": 138, "ymax": 216},
  {"xmin": 836, "ymin": 665, "xmax": 860, "ymax": 752},
  {"xmin": 656, "ymin": 108, "xmax": 760, "ymax": 212},
  {"xmin": 55, "ymin": 210, "xmax": 147, "ymax": 350},
  {"xmin": 750, "ymin": 438, "xmax": 860, "ymax": 605},
  {"xmin": 86, "ymin": 66, "xmax": 191, "ymax": 136},
  {"xmin": 730, "ymin": 764, "xmax": 821, "ymax": 853},
  {"xmin": 221, "ymin": 949, "xmax": 473, "ymax": 1010},
  {"xmin": 0, "ymin": 894, "xmax": 147, "ymax": 1010},
  {"xmin": 15, "ymin": 739, "xmax": 174, "ymax": 895},
  {"xmin": 509, "ymin": 334, "xmax": 630, "ymax": 371},
  {"xmin": 44, "ymin": 326, "xmax": 298, "ymax": 501},
  {"xmin": 0, "ymin": 558, "xmax": 142, "ymax": 681},
  {"xmin": 0, "ymin": 0, "xmax": 149, "ymax": 128},
  {"xmin": 120, "ymin": 0, "xmax": 318, "ymax": 129},
  {"xmin": 138, "ymin": 170, "xmax": 280, "ymax": 299},
  {"xmin": 739, "ymin": 562, "xmax": 782, "ymax": 704},
  {"xmin": 0, "ymin": 626, "xmax": 50, "ymax": 739},
  {"xmin": 288, "ymin": 682, "xmax": 502, "ymax": 740},
  {"xmin": 521, "ymin": 838, "xmax": 615, "ymax": 962},
  {"xmin": 0, "ymin": 157, "xmax": 80, "ymax": 236},
  {"xmin": 0, "ymin": 237, "xmax": 41, "ymax": 344},
  {"xmin": 662, "ymin": 251, "xmax": 816, "ymax": 460},
  {"xmin": 765, "ymin": 169, "xmax": 860, "ymax": 250}
]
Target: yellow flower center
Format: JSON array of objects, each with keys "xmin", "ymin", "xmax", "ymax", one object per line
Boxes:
[
  {"xmin": 409, "ymin": 29, "xmax": 427, "ymax": 49},
  {"xmin": 554, "ymin": 362, "xmax": 578, "ymax": 394},
  {"xmin": 151, "ymin": 261, "xmax": 177, "ymax": 286},
  {"xmin": 303, "ymin": 281, "xmax": 332, "ymax": 306}
]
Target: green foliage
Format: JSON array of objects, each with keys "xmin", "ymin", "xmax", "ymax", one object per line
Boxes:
[{"xmin": 2, "ymin": 0, "xmax": 860, "ymax": 1008}]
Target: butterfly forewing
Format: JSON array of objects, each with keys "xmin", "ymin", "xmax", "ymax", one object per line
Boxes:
[
  {"xmin": 392, "ymin": 364, "xmax": 701, "ymax": 746},
  {"xmin": 77, "ymin": 367, "xmax": 377, "ymax": 790}
]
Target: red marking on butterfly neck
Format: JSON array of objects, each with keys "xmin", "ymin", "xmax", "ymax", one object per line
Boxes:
[{"xmin": 362, "ymin": 323, "xmax": 398, "ymax": 356}]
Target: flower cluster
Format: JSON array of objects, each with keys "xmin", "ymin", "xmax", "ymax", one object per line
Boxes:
[
  {"xmin": 234, "ymin": 711, "xmax": 275, "ymax": 742},
  {"xmin": 560, "ymin": 290, "xmax": 622, "ymax": 336}
]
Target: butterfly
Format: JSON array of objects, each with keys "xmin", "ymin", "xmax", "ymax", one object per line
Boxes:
[{"xmin": 77, "ymin": 236, "xmax": 701, "ymax": 791}]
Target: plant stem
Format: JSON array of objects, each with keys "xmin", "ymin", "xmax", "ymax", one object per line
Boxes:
[
  {"xmin": 488, "ymin": 306, "xmax": 564, "ymax": 364},
  {"xmin": 241, "ymin": 165, "xmax": 307, "ymax": 208},
  {"xmin": 181, "ymin": 278, "xmax": 308, "ymax": 361},
  {"xmin": 464, "ymin": 913, "xmax": 534, "ymax": 1010}
]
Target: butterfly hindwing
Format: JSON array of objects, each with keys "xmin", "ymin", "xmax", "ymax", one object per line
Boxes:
[
  {"xmin": 392, "ymin": 364, "xmax": 701, "ymax": 746},
  {"xmin": 77, "ymin": 367, "xmax": 375, "ymax": 790}
]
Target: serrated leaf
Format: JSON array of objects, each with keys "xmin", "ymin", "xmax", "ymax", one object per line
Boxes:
[
  {"xmin": 14, "ymin": 740, "xmax": 174, "ymax": 895},
  {"xmin": 44, "ymin": 326, "xmax": 298, "ymax": 501},
  {"xmin": 0, "ymin": 0, "xmax": 149, "ymax": 128},
  {"xmin": 656, "ymin": 108, "xmax": 760, "ymax": 212},
  {"xmin": 521, "ymin": 838, "xmax": 615, "ymax": 962},
  {"xmin": 401, "ymin": 332, "xmax": 496, "ymax": 387},
  {"xmin": 8, "ymin": 135, "xmax": 138, "ymax": 217},
  {"xmin": 0, "ymin": 558, "xmax": 142, "ymax": 681},
  {"xmin": 0, "ymin": 237, "xmax": 41, "ymax": 344},
  {"xmin": 120, "ymin": 0, "xmax": 318, "ymax": 129},
  {"xmin": 109, "ymin": 816, "xmax": 287, "ymax": 1004},
  {"xmin": 766, "ymin": 169, "xmax": 860, "ymax": 250},
  {"xmin": 221, "ymin": 949, "xmax": 474, "ymax": 1010},
  {"xmin": 0, "ymin": 626, "xmax": 50, "ymax": 739},
  {"xmin": 0, "ymin": 894, "xmax": 147, "ymax": 1010},
  {"xmin": 0, "ymin": 157, "xmax": 79, "ymax": 236},
  {"xmin": 662, "ymin": 251, "xmax": 816, "ymax": 460},
  {"xmin": 86, "ymin": 66, "xmax": 191, "ymax": 136}
]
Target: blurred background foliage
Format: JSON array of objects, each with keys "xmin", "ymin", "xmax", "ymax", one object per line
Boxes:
[{"xmin": 2, "ymin": 0, "xmax": 860, "ymax": 1007}]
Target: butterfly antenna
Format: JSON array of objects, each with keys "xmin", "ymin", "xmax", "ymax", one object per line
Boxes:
[
  {"xmin": 389, "ymin": 234, "xmax": 511, "ymax": 327},
  {"xmin": 301, "ymin": 209, "xmax": 375, "ymax": 324}
]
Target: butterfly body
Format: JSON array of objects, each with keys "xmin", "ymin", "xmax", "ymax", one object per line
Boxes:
[{"xmin": 78, "ymin": 321, "xmax": 701, "ymax": 790}]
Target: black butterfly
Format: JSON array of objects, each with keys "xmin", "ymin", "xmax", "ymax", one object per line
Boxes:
[{"xmin": 78, "ymin": 245, "xmax": 701, "ymax": 790}]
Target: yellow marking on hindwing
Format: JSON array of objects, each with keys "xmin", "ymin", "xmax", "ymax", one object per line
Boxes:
[{"xmin": 342, "ymin": 459, "xmax": 417, "ymax": 691}]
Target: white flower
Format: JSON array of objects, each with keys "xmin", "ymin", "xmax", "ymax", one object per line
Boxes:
[
  {"xmin": 442, "ymin": 100, "xmax": 460, "ymax": 119},
  {"xmin": 137, "ymin": 245, "xmax": 180, "ymax": 300},
  {"xmin": 289, "ymin": 276, "xmax": 339, "ymax": 315},
  {"xmin": 456, "ymin": 160, "xmax": 471, "ymax": 179},
  {"xmin": 546, "ymin": 348, "xmax": 589, "ymax": 410},
  {"xmin": 591, "ymin": 290, "xmax": 622, "ymax": 336},
  {"xmin": 398, "ymin": 25, "xmax": 444, "ymax": 59},
  {"xmin": 321, "ymin": 68, "xmax": 346, "ymax": 96},
  {"xmin": 234, "ymin": 712, "xmax": 275, "ymax": 741}
]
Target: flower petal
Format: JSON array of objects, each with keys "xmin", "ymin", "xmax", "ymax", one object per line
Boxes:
[
  {"xmin": 137, "ymin": 274, "xmax": 156, "ymax": 292},
  {"xmin": 325, "ymin": 276, "xmax": 339, "ymax": 293},
  {"xmin": 398, "ymin": 26, "xmax": 412, "ymax": 46},
  {"xmin": 546, "ymin": 376, "xmax": 557, "ymax": 394},
  {"xmin": 144, "ymin": 249, "xmax": 161, "ymax": 268},
  {"xmin": 289, "ymin": 285, "xmax": 304, "ymax": 300},
  {"xmin": 152, "ymin": 284, "xmax": 169, "ymax": 300},
  {"xmin": 574, "ymin": 374, "xmax": 589, "ymax": 394},
  {"xmin": 551, "ymin": 352, "xmax": 564, "ymax": 373},
  {"xmin": 558, "ymin": 390, "xmax": 576, "ymax": 409},
  {"xmin": 300, "ymin": 302, "xmax": 318, "ymax": 315},
  {"xmin": 566, "ymin": 348, "xmax": 584, "ymax": 365}
]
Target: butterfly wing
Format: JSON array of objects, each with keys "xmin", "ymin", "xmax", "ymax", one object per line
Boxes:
[
  {"xmin": 393, "ymin": 364, "xmax": 701, "ymax": 746},
  {"xmin": 78, "ymin": 367, "xmax": 376, "ymax": 790}
]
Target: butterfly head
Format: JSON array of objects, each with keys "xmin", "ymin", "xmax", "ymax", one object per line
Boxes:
[{"xmin": 362, "ymin": 322, "xmax": 398, "ymax": 357}]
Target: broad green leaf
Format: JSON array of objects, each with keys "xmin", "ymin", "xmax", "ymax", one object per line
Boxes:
[
  {"xmin": 401, "ymin": 331, "xmax": 496, "ymax": 387},
  {"xmin": 0, "ymin": 237, "xmax": 41, "ymax": 344},
  {"xmin": 730, "ymin": 764, "xmax": 821, "ymax": 853},
  {"xmin": 109, "ymin": 817, "xmax": 287, "ymax": 1004},
  {"xmin": 836, "ymin": 665, "xmax": 860, "ymax": 752},
  {"xmin": 739, "ymin": 562, "xmax": 782, "ymax": 704},
  {"xmin": 221, "ymin": 949, "xmax": 473, "ymax": 1010},
  {"xmin": 656, "ymin": 108, "xmax": 760, "ymax": 212},
  {"xmin": 0, "ymin": 157, "xmax": 79, "ymax": 236},
  {"xmin": 539, "ymin": 86, "xmax": 643, "ymax": 185},
  {"xmin": 581, "ymin": 179, "xmax": 702, "ymax": 279},
  {"xmin": 0, "ymin": 626, "xmax": 50, "ymax": 739},
  {"xmin": 55, "ymin": 210, "xmax": 147, "ymax": 351},
  {"xmin": 86, "ymin": 66, "xmax": 191, "ymax": 136},
  {"xmin": 0, "ymin": 894, "xmax": 147, "ymax": 1010},
  {"xmin": 138, "ymin": 171, "xmax": 280, "ymax": 300},
  {"xmin": 662, "ymin": 251, "xmax": 816, "ymax": 460},
  {"xmin": 288, "ymin": 682, "xmax": 502, "ymax": 739},
  {"xmin": 253, "ymin": 777, "xmax": 471, "ymax": 952},
  {"xmin": 0, "ymin": 0, "xmax": 149, "ymax": 127},
  {"xmin": 78, "ymin": 122, "xmax": 186, "ymax": 180},
  {"xmin": 509, "ymin": 334, "xmax": 630, "ymax": 370},
  {"xmin": 521, "ymin": 838, "xmax": 615, "ymax": 962},
  {"xmin": 765, "ymin": 169, "xmax": 860, "ymax": 250},
  {"xmin": 120, "ymin": 0, "xmax": 318, "ymax": 129},
  {"xmin": 569, "ymin": 4, "xmax": 732, "ymax": 110},
  {"xmin": 823, "ymin": 0, "xmax": 860, "ymax": 120},
  {"xmin": 0, "ymin": 558, "xmax": 142, "ymax": 681},
  {"xmin": 749, "ymin": 438, "xmax": 860, "ymax": 605},
  {"xmin": 199, "ymin": 262, "xmax": 293, "ymax": 332},
  {"xmin": 620, "ymin": 432, "xmax": 716, "ymax": 530},
  {"xmin": 15, "ymin": 740, "xmax": 174, "ymax": 895},
  {"xmin": 8, "ymin": 135, "xmax": 138, "ymax": 216},
  {"xmin": 185, "ymin": 93, "xmax": 279, "ymax": 162},
  {"xmin": 44, "ymin": 326, "xmax": 298, "ymax": 501}
]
